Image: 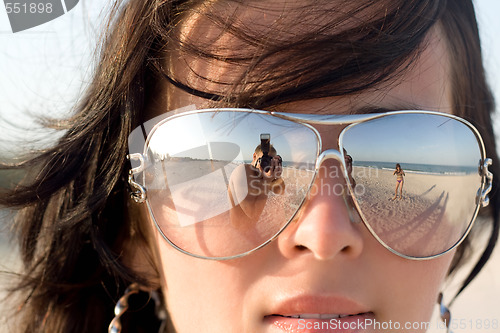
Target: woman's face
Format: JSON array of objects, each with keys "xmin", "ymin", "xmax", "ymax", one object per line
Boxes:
[{"xmin": 138, "ymin": 4, "xmax": 455, "ymax": 333}]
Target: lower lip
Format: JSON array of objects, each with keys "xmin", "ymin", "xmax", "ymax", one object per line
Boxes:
[{"xmin": 265, "ymin": 313, "xmax": 375, "ymax": 333}]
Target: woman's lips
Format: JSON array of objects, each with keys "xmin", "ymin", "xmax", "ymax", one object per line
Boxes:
[{"xmin": 264, "ymin": 294, "xmax": 374, "ymax": 332}]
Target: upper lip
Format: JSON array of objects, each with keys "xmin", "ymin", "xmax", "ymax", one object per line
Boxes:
[{"xmin": 265, "ymin": 294, "xmax": 371, "ymax": 318}]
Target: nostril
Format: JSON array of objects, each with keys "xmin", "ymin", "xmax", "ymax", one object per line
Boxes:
[{"xmin": 295, "ymin": 245, "xmax": 307, "ymax": 251}]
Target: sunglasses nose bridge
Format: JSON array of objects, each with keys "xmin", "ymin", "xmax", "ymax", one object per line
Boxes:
[
  {"xmin": 314, "ymin": 148, "xmax": 353, "ymax": 195},
  {"xmin": 316, "ymin": 149, "xmax": 345, "ymax": 170}
]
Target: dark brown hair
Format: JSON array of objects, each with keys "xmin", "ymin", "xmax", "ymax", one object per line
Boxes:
[{"xmin": 1, "ymin": 0, "xmax": 497, "ymax": 332}]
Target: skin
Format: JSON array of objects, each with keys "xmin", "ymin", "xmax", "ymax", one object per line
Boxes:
[{"xmin": 129, "ymin": 3, "xmax": 456, "ymax": 332}]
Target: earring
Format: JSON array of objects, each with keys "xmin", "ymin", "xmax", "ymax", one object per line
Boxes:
[
  {"xmin": 108, "ymin": 283, "xmax": 140, "ymax": 333},
  {"xmin": 438, "ymin": 292, "xmax": 453, "ymax": 333}
]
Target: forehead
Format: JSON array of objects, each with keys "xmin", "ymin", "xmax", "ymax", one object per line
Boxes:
[
  {"xmin": 168, "ymin": 1, "xmax": 381, "ymax": 81},
  {"xmin": 176, "ymin": 0, "xmax": 371, "ymax": 40},
  {"xmin": 153, "ymin": 1, "xmax": 451, "ymax": 116}
]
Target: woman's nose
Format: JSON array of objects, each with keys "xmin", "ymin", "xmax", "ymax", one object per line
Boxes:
[{"xmin": 277, "ymin": 157, "xmax": 364, "ymax": 261}]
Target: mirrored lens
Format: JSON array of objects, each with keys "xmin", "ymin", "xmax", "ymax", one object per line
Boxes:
[
  {"xmin": 341, "ymin": 113, "xmax": 483, "ymax": 257},
  {"xmin": 144, "ymin": 111, "xmax": 319, "ymax": 258}
]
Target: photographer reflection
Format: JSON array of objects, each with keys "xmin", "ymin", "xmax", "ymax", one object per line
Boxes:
[{"xmin": 228, "ymin": 134, "xmax": 285, "ymax": 227}]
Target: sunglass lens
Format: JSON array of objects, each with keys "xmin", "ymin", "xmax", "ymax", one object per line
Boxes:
[
  {"xmin": 144, "ymin": 111, "xmax": 319, "ymax": 258},
  {"xmin": 341, "ymin": 113, "xmax": 483, "ymax": 258}
]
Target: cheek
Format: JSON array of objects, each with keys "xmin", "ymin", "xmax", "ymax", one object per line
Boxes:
[
  {"xmin": 369, "ymin": 248, "xmax": 454, "ymax": 330},
  {"xmin": 156, "ymin": 238, "xmax": 258, "ymax": 332}
]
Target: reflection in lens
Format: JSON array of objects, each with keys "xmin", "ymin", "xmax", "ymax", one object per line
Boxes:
[
  {"xmin": 341, "ymin": 113, "xmax": 482, "ymax": 257},
  {"xmin": 144, "ymin": 111, "xmax": 319, "ymax": 258}
]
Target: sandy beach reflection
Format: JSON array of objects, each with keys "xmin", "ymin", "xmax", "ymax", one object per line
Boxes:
[{"xmin": 351, "ymin": 166, "xmax": 481, "ymax": 257}]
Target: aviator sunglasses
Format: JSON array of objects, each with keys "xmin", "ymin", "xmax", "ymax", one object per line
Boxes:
[{"xmin": 127, "ymin": 109, "xmax": 493, "ymax": 260}]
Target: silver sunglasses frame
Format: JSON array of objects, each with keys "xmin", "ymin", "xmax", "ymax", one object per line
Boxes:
[{"xmin": 128, "ymin": 108, "xmax": 493, "ymax": 260}]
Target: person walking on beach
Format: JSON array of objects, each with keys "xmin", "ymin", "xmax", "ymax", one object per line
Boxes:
[{"xmin": 393, "ymin": 163, "xmax": 405, "ymax": 200}]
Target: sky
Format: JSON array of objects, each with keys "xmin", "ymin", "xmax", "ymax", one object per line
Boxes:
[
  {"xmin": 0, "ymin": 0, "xmax": 112, "ymax": 154},
  {"xmin": 145, "ymin": 110, "xmax": 319, "ymax": 164},
  {"xmin": 342, "ymin": 113, "xmax": 481, "ymax": 167},
  {"xmin": 1, "ymin": 1, "xmax": 500, "ymax": 158}
]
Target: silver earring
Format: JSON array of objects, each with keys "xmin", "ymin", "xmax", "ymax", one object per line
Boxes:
[
  {"xmin": 438, "ymin": 292, "xmax": 453, "ymax": 333},
  {"xmin": 108, "ymin": 283, "xmax": 140, "ymax": 333}
]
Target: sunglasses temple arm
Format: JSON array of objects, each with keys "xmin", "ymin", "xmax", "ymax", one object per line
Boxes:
[
  {"xmin": 127, "ymin": 153, "xmax": 147, "ymax": 203},
  {"xmin": 480, "ymin": 158, "xmax": 493, "ymax": 207}
]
